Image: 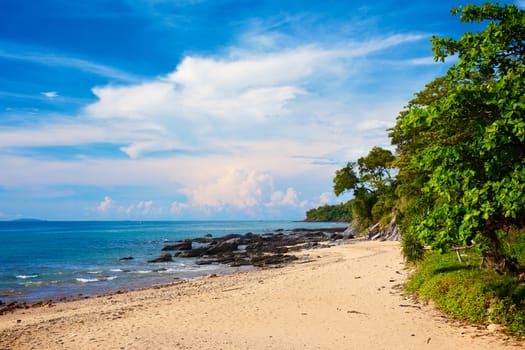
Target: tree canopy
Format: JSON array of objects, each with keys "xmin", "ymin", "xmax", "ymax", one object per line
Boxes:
[
  {"xmin": 390, "ymin": 3, "xmax": 525, "ymax": 272},
  {"xmin": 332, "ymin": 147, "xmax": 396, "ymax": 228}
]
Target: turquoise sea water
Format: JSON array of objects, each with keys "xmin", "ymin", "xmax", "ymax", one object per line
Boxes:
[{"xmin": 0, "ymin": 221, "xmax": 346, "ymax": 303}]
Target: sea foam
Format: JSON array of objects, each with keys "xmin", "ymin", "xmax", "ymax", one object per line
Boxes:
[{"xmin": 16, "ymin": 274, "xmax": 38, "ymax": 279}]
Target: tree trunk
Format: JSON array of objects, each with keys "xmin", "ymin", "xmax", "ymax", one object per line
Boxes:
[{"xmin": 483, "ymin": 229, "xmax": 516, "ymax": 274}]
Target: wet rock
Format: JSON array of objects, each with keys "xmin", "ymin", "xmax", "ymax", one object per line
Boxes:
[
  {"xmin": 164, "ymin": 226, "xmax": 347, "ymax": 269},
  {"xmin": 119, "ymin": 256, "xmax": 134, "ymax": 261},
  {"xmin": 161, "ymin": 241, "xmax": 192, "ymax": 251},
  {"xmin": 206, "ymin": 238, "xmax": 239, "ymax": 255},
  {"xmin": 175, "ymin": 247, "xmax": 208, "ymax": 258},
  {"xmin": 147, "ymin": 253, "xmax": 173, "ymax": 263}
]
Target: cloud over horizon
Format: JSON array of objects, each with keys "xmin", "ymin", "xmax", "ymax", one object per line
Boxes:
[{"xmin": 0, "ymin": 0, "xmax": 464, "ymax": 220}]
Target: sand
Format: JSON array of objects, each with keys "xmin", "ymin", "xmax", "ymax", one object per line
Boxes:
[{"xmin": 0, "ymin": 241, "xmax": 522, "ymax": 349}]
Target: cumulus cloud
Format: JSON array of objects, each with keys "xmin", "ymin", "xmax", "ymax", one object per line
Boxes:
[
  {"xmin": 0, "ymin": 27, "xmax": 439, "ymax": 219},
  {"xmin": 95, "ymin": 197, "xmax": 162, "ymax": 217},
  {"xmin": 97, "ymin": 196, "xmax": 112, "ymax": 212},
  {"xmin": 181, "ymin": 168, "xmax": 272, "ymax": 210},
  {"xmin": 319, "ymin": 192, "xmax": 331, "ymax": 205},
  {"xmin": 170, "ymin": 201, "xmax": 189, "ymax": 214},
  {"xmin": 80, "ymin": 33, "xmax": 426, "ymax": 158},
  {"xmin": 266, "ymin": 188, "xmax": 307, "ymax": 208},
  {"xmin": 121, "ymin": 200, "xmax": 158, "ymax": 215}
]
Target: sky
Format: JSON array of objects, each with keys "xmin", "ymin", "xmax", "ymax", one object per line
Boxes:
[{"xmin": 0, "ymin": 0, "xmax": 522, "ymax": 221}]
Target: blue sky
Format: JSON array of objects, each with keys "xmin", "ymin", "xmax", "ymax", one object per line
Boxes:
[{"xmin": 1, "ymin": 0, "xmax": 522, "ymax": 220}]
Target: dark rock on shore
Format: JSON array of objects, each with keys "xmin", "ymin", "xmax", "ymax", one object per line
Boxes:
[
  {"xmin": 157, "ymin": 226, "xmax": 350, "ymax": 268},
  {"xmin": 119, "ymin": 256, "xmax": 134, "ymax": 261},
  {"xmin": 206, "ymin": 238, "xmax": 240, "ymax": 255},
  {"xmin": 161, "ymin": 241, "xmax": 192, "ymax": 251},
  {"xmin": 147, "ymin": 253, "xmax": 173, "ymax": 263}
]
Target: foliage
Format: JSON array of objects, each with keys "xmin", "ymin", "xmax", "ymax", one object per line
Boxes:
[
  {"xmin": 390, "ymin": 3, "xmax": 525, "ymax": 272},
  {"xmin": 406, "ymin": 250, "xmax": 525, "ymax": 338},
  {"xmin": 304, "ymin": 202, "xmax": 352, "ymax": 222},
  {"xmin": 332, "ymin": 147, "xmax": 397, "ymax": 229},
  {"xmin": 401, "ymin": 228, "xmax": 425, "ymax": 262}
]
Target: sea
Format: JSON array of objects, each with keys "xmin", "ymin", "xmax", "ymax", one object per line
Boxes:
[{"xmin": 0, "ymin": 220, "xmax": 347, "ymax": 304}]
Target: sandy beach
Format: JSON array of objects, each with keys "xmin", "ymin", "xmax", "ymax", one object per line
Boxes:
[{"xmin": 0, "ymin": 241, "xmax": 521, "ymax": 349}]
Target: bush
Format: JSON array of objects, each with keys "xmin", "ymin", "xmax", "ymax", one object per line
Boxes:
[
  {"xmin": 401, "ymin": 228, "xmax": 425, "ymax": 263},
  {"xmin": 406, "ymin": 251, "xmax": 525, "ymax": 338}
]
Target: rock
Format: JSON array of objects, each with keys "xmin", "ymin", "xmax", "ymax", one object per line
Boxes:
[
  {"xmin": 195, "ymin": 260, "xmax": 214, "ymax": 265},
  {"xmin": 206, "ymin": 238, "xmax": 239, "ymax": 255},
  {"xmin": 330, "ymin": 233, "xmax": 344, "ymax": 240},
  {"xmin": 175, "ymin": 247, "xmax": 208, "ymax": 258},
  {"xmin": 119, "ymin": 256, "xmax": 134, "ymax": 261},
  {"xmin": 161, "ymin": 241, "xmax": 192, "ymax": 251},
  {"xmin": 147, "ymin": 253, "xmax": 173, "ymax": 263},
  {"xmin": 367, "ymin": 216, "xmax": 400, "ymax": 241},
  {"xmin": 250, "ymin": 254, "xmax": 298, "ymax": 267},
  {"xmin": 162, "ymin": 226, "xmax": 349, "ymax": 269},
  {"xmin": 342, "ymin": 225, "xmax": 359, "ymax": 239}
]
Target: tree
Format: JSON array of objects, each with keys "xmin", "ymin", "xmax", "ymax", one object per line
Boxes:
[
  {"xmin": 390, "ymin": 3, "xmax": 525, "ymax": 272},
  {"xmin": 304, "ymin": 202, "xmax": 353, "ymax": 222},
  {"xmin": 333, "ymin": 147, "xmax": 396, "ymax": 228}
]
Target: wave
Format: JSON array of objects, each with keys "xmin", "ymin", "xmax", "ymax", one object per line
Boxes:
[
  {"xmin": 76, "ymin": 278, "xmax": 99, "ymax": 283},
  {"xmin": 16, "ymin": 274, "xmax": 38, "ymax": 279},
  {"xmin": 76, "ymin": 276, "xmax": 118, "ymax": 283}
]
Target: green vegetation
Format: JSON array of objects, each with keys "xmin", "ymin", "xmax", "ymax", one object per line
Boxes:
[
  {"xmin": 391, "ymin": 3, "xmax": 525, "ymax": 273},
  {"xmin": 332, "ymin": 146, "xmax": 397, "ymax": 230},
  {"xmin": 304, "ymin": 202, "xmax": 352, "ymax": 222},
  {"xmin": 305, "ymin": 2, "xmax": 525, "ymax": 337},
  {"xmin": 406, "ymin": 249, "xmax": 525, "ymax": 337},
  {"xmin": 398, "ymin": 4, "xmax": 525, "ymax": 337}
]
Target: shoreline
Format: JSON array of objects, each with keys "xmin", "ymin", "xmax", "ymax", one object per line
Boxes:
[
  {"xmin": 0, "ymin": 225, "xmax": 353, "ymax": 310},
  {"xmin": 0, "ymin": 221, "xmax": 346, "ymax": 306},
  {"xmin": 0, "ymin": 240, "xmax": 521, "ymax": 349}
]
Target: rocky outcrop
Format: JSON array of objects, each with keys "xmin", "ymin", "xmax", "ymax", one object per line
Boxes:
[
  {"xmin": 367, "ymin": 217, "xmax": 400, "ymax": 241},
  {"xmin": 147, "ymin": 253, "xmax": 173, "ymax": 263},
  {"xmin": 153, "ymin": 226, "xmax": 351, "ymax": 268},
  {"xmin": 161, "ymin": 241, "xmax": 192, "ymax": 251}
]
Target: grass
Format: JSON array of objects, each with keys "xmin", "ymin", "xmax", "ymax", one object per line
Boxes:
[{"xmin": 405, "ymin": 250, "xmax": 525, "ymax": 338}]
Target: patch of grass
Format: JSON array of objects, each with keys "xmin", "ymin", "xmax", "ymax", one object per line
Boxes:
[{"xmin": 406, "ymin": 251, "xmax": 525, "ymax": 338}]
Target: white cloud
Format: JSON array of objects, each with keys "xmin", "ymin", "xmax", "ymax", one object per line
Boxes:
[
  {"xmin": 41, "ymin": 91, "xmax": 58, "ymax": 98},
  {"xmin": 121, "ymin": 200, "xmax": 158, "ymax": 215},
  {"xmin": 319, "ymin": 192, "xmax": 331, "ymax": 205},
  {"xmin": 170, "ymin": 201, "xmax": 189, "ymax": 214},
  {"xmin": 0, "ymin": 28, "xmax": 442, "ymax": 219},
  {"xmin": 266, "ymin": 187, "xmax": 308, "ymax": 208},
  {"xmin": 97, "ymin": 196, "xmax": 112, "ymax": 212},
  {"xmin": 182, "ymin": 168, "xmax": 272, "ymax": 210},
  {"xmin": 80, "ymin": 33, "xmax": 426, "ymax": 157}
]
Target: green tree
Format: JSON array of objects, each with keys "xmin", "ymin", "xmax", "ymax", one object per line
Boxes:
[
  {"xmin": 333, "ymin": 147, "xmax": 396, "ymax": 228},
  {"xmin": 304, "ymin": 202, "xmax": 353, "ymax": 222},
  {"xmin": 391, "ymin": 3, "xmax": 525, "ymax": 272}
]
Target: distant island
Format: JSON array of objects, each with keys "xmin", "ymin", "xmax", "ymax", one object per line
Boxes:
[{"xmin": 10, "ymin": 218, "xmax": 48, "ymax": 222}]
